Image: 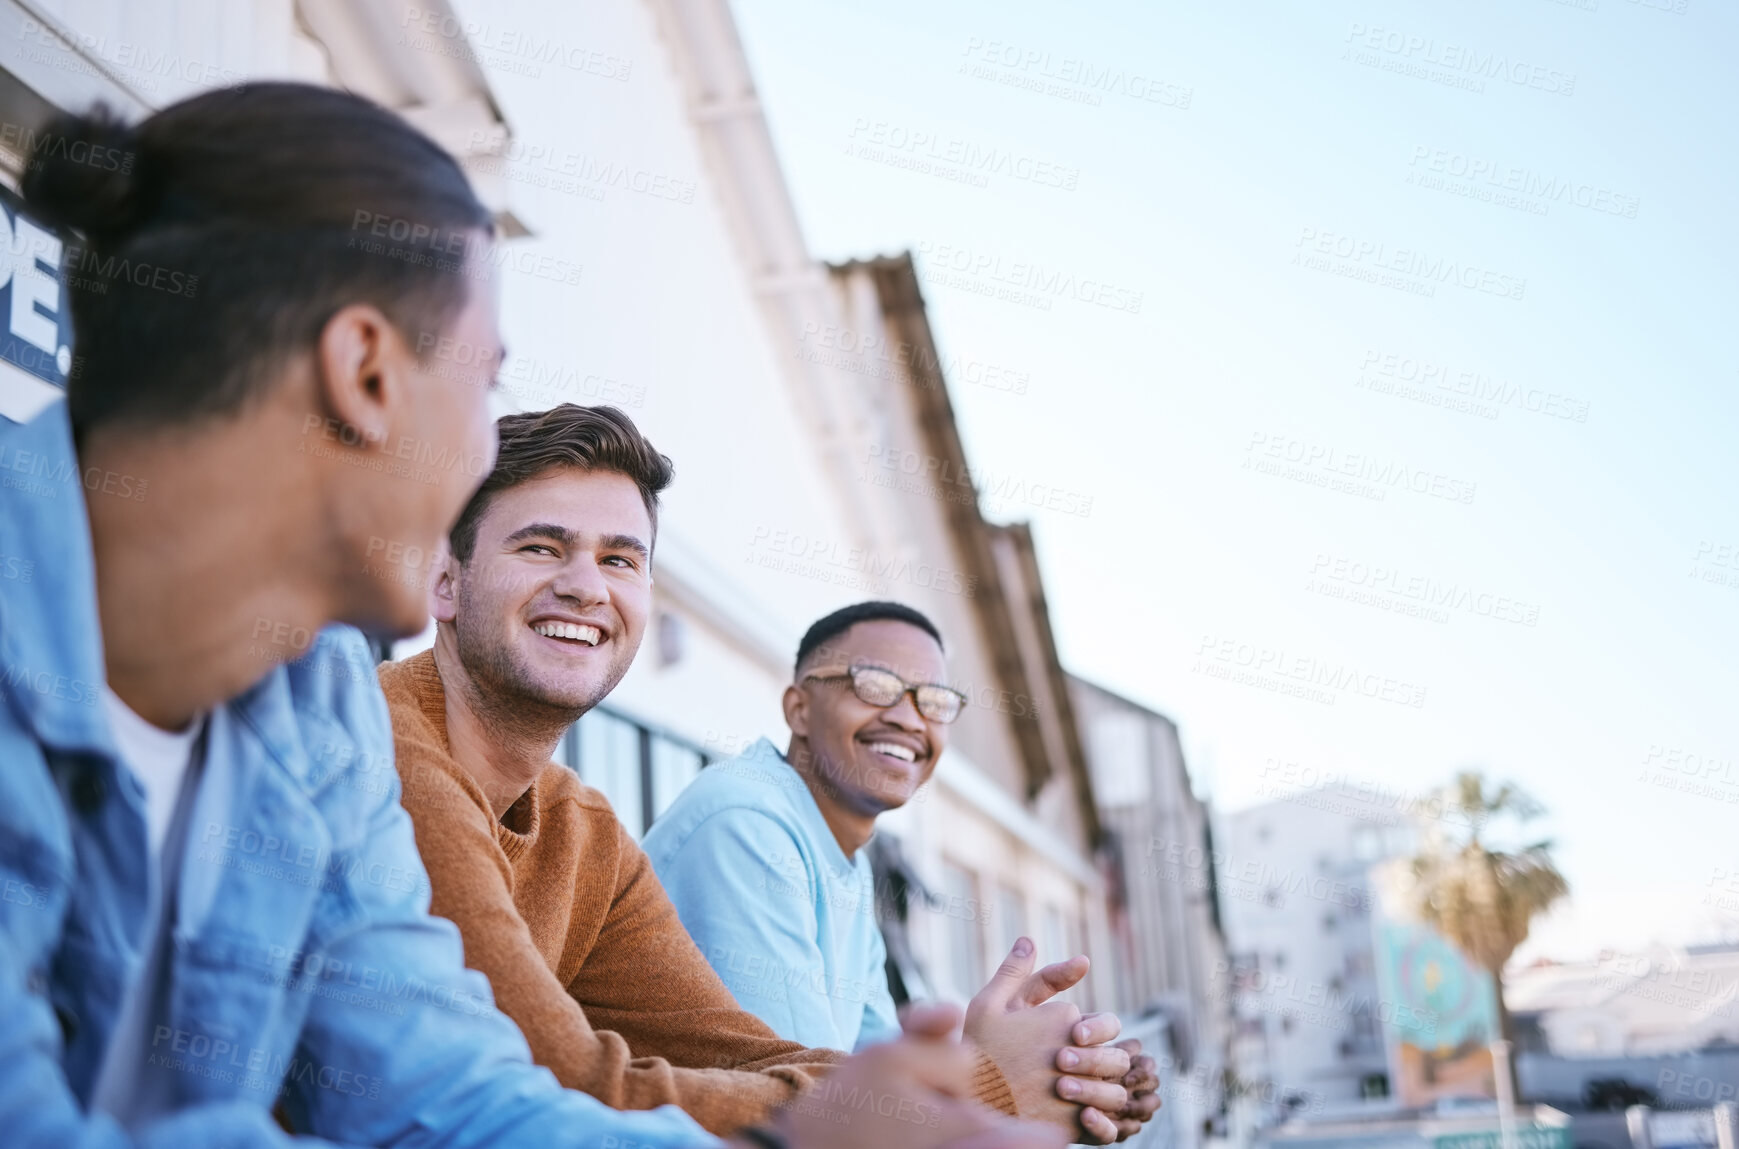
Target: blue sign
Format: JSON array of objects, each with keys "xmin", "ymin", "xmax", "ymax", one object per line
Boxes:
[{"xmin": 0, "ymin": 181, "xmax": 76, "ymax": 423}]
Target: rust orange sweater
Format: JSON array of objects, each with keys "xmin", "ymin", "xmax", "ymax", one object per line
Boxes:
[{"xmin": 380, "ymin": 651, "xmax": 1015, "ymax": 1135}]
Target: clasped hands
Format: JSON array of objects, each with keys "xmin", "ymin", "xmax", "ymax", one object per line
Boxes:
[
  {"xmin": 962, "ymin": 936, "xmax": 1162, "ymax": 1143},
  {"xmin": 754, "ymin": 935, "xmax": 1161, "ymax": 1149}
]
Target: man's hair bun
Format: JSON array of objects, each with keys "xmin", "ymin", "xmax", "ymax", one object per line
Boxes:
[{"xmin": 19, "ymin": 107, "xmax": 148, "ymax": 244}]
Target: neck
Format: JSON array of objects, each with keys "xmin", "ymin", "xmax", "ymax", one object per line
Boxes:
[
  {"xmin": 433, "ymin": 629, "xmax": 574, "ymax": 820},
  {"xmin": 785, "ymin": 736, "xmax": 876, "ymax": 857},
  {"xmin": 85, "ymin": 412, "xmax": 338, "ymax": 731}
]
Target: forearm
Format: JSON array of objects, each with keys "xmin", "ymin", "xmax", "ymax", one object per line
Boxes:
[{"xmin": 532, "ymin": 1009, "xmax": 803, "ymax": 1135}]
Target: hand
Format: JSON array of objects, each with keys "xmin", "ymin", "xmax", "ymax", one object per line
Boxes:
[
  {"xmin": 1103, "ymin": 1038, "xmax": 1162, "ymax": 1140},
  {"xmin": 766, "ymin": 1002, "xmax": 1068, "ymax": 1149},
  {"xmin": 963, "ymin": 937, "xmax": 1130, "ymax": 1143},
  {"xmin": 1062, "ymin": 1016, "xmax": 1142, "ymax": 1144}
]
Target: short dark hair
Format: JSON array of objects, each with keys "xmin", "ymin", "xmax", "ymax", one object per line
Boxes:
[
  {"xmin": 20, "ymin": 82, "xmax": 493, "ymax": 434},
  {"xmin": 794, "ymin": 601, "xmax": 945, "ymax": 678},
  {"xmin": 447, "ymin": 404, "xmax": 674, "ymax": 564}
]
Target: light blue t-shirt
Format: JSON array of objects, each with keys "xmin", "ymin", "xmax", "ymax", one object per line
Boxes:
[{"xmin": 642, "ymin": 738, "xmax": 901, "ymax": 1052}]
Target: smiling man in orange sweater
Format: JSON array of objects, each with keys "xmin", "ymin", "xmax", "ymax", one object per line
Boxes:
[{"xmin": 377, "ymin": 403, "xmax": 1150, "ymax": 1141}]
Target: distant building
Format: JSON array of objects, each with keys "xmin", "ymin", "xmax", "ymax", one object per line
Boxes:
[
  {"xmin": 1069, "ymin": 676, "xmax": 1233, "ymax": 1147},
  {"xmin": 819, "ymin": 256, "xmax": 1117, "ymax": 1014},
  {"xmin": 1218, "ymin": 786, "xmax": 1417, "ymax": 1119},
  {"xmin": 1509, "ymin": 942, "xmax": 1739, "ymax": 1057},
  {"xmin": 1507, "ymin": 942, "xmax": 1739, "ymax": 1107}
]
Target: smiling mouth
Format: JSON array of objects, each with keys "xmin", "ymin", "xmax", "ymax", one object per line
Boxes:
[
  {"xmin": 531, "ymin": 621, "xmax": 602, "ymax": 646},
  {"xmin": 862, "ymin": 740, "xmax": 920, "ymax": 765}
]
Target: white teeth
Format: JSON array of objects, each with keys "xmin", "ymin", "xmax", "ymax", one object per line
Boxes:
[
  {"xmin": 532, "ymin": 621, "xmax": 601, "ymax": 645},
  {"xmin": 866, "ymin": 741, "xmax": 917, "ymax": 763}
]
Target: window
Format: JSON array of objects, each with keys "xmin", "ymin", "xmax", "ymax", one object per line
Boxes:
[
  {"xmin": 1350, "ymin": 825, "xmax": 1383, "ymax": 862},
  {"xmin": 942, "ymin": 861, "xmax": 985, "ymax": 999},
  {"xmin": 1040, "ymin": 905, "xmax": 1069, "ymax": 966},
  {"xmin": 651, "ymin": 737, "xmax": 703, "ymax": 823},
  {"xmin": 561, "ymin": 704, "xmax": 713, "ymax": 839},
  {"xmin": 994, "ymin": 883, "xmax": 1028, "ymax": 958}
]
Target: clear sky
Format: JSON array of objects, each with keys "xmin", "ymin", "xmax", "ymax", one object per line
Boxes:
[{"xmin": 720, "ymin": 0, "xmax": 1739, "ymax": 963}]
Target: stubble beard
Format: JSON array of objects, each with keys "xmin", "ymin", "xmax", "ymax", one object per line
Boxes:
[{"xmin": 452, "ymin": 590, "xmax": 627, "ymax": 741}]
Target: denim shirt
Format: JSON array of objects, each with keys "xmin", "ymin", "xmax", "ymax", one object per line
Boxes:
[
  {"xmin": 0, "ymin": 401, "xmax": 718, "ymax": 1147},
  {"xmin": 642, "ymin": 739, "xmax": 901, "ymax": 1053}
]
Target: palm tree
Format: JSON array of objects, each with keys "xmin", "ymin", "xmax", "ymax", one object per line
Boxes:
[{"xmin": 1390, "ymin": 771, "xmax": 1569, "ymax": 1056}]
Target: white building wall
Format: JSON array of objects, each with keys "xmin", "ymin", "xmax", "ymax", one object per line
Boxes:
[
  {"xmin": 1219, "ymin": 794, "xmax": 1402, "ymax": 1112},
  {"xmin": 10, "ymin": 0, "xmax": 1119, "ymax": 1036}
]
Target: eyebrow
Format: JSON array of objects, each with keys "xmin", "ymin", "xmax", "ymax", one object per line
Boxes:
[
  {"xmin": 502, "ymin": 523, "xmax": 576, "ymax": 547},
  {"xmin": 600, "ymin": 532, "xmax": 651, "ymax": 562},
  {"xmin": 502, "ymin": 523, "xmax": 650, "ymax": 562}
]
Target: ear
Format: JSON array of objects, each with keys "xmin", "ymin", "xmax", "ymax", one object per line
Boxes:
[
  {"xmin": 314, "ymin": 303, "xmax": 409, "ymax": 449},
  {"xmin": 429, "ymin": 541, "xmax": 461, "ymax": 624},
  {"xmin": 781, "ymin": 683, "xmax": 810, "ymax": 738}
]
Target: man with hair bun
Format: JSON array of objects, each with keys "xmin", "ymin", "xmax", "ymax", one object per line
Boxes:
[{"xmin": 0, "ymin": 82, "xmax": 1060, "ymax": 1149}]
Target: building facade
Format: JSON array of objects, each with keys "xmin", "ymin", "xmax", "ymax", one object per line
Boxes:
[
  {"xmin": 1218, "ymin": 788, "xmax": 1415, "ymax": 1125},
  {"xmin": 1070, "ymin": 675, "xmax": 1233, "ymax": 1147}
]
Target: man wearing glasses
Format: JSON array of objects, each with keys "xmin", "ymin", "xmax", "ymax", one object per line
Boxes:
[{"xmin": 644, "ymin": 602, "xmax": 1161, "ymax": 1139}]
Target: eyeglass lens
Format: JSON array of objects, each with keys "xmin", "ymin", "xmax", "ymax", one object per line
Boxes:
[{"xmin": 849, "ymin": 667, "xmax": 963, "ymax": 722}]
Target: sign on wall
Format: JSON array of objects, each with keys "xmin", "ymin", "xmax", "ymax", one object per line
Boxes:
[
  {"xmin": 0, "ymin": 182, "xmax": 76, "ymax": 424},
  {"xmin": 1374, "ymin": 920, "xmax": 1502, "ymax": 1106}
]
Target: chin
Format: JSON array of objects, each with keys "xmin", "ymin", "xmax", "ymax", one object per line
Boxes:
[
  {"xmin": 354, "ymin": 589, "xmax": 432, "ymax": 643},
  {"xmin": 513, "ymin": 665, "xmax": 611, "ymax": 714}
]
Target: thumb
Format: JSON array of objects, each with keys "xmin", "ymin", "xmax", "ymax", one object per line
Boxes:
[
  {"xmin": 899, "ymin": 1000, "xmax": 965, "ymax": 1042},
  {"xmin": 973, "ymin": 937, "xmax": 1037, "ymax": 1011}
]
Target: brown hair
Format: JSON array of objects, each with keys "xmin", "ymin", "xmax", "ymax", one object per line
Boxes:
[
  {"xmin": 20, "ymin": 82, "xmax": 492, "ymax": 433},
  {"xmin": 447, "ymin": 404, "xmax": 674, "ymax": 564}
]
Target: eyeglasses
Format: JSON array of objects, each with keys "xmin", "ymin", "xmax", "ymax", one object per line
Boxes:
[{"xmin": 803, "ymin": 664, "xmax": 967, "ymax": 725}]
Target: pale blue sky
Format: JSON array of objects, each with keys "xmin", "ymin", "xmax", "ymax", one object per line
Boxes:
[{"xmin": 724, "ymin": 0, "xmax": 1739, "ymax": 961}]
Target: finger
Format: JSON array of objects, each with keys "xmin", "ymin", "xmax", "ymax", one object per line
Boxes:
[
  {"xmin": 1113, "ymin": 1037, "xmax": 1144, "ymax": 1056},
  {"xmin": 1113, "ymin": 1114, "xmax": 1145, "ymax": 1141},
  {"xmin": 1079, "ymin": 1105, "xmax": 1121, "ymax": 1144},
  {"xmin": 972, "ymin": 937, "xmax": 1037, "ymax": 1011},
  {"xmin": 1124, "ymin": 1060, "xmax": 1160, "ymax": 1095},
  {"xmin": 1120, "ymin": 1089, "xmax": 1162, "ymax": 1121},
  {"xmin": 1016, "ymin": 954, "xmax": 1090, "ymax": 1007},
  {"xmin": 898, "ymin": 999, "xmax": 965, "ymax": 1042},
  {"xmin": 1071, "ymin": 1010, "xmax": 1123, "ymax": 1047},
  {"xmin": 1055, "ymin": 1044, "xmax": 1132, "ymax": 1080},
  {"xmin": 1056, "ymin": 1075, "xmax": 1128, "ymax": 1113}
]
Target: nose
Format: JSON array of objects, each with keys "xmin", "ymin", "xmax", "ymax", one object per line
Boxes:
[
  {"xmin": 549, "ymin": 551, "xmax": 610, "ymax": 607},
  {"xmin": 882, "ymin": 689, "xmax": 927, "ymax": 733}
]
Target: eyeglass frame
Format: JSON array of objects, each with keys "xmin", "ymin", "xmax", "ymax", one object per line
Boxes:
[{"xmin": 800, "ymin": 663, "xmax": 968, "ymax": 724}]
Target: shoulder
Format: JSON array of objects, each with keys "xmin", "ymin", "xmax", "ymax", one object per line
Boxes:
[
  {"xmin": 533, "ymin": 760, "xmax": 629, "ymax": 850},
  {"xmin": 648, "ymin": 749, "xmax": 807, "ymax": 846},
  {"xmin": 376, "ymin": 649, "xmax": 446, "ymax": 743},
  {"xmin": 281, "ymin": 624, "xmax": 388, "ymax": 738},
  {"xmin": 265, "ymin": 625, "xmax": 399, "ymax": 803},
  {"xmin": 535, "ymin": 759, "xmax": 617, "ymax": 814},
  {"xmin": 644, "ymin": 789, "xmax": 808, "ymax": 879},
  {"xmin": 677, "ymin": 744, "xmax": 810, "ymax": 815}
]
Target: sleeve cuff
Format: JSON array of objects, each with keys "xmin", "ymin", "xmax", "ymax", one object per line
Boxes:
[{"xmin": 969, "ymin": 1046, "xmax": 1018, "ymax": 1117}]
